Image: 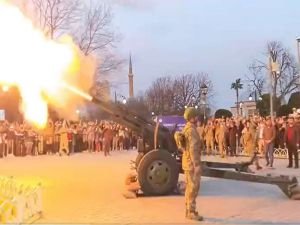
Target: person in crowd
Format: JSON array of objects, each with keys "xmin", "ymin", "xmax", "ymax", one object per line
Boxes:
[
  {"xmin": 25, "ymin": 125, "xmax": 35, "ymax": 156},
  {"xmin": 228, "ymin": 120, "xmax": 238, "ymax": 156},
  {"xmin": 263, "ymin": 117, "xmax": 277, "ymax": 168},
  {"xmin": 256, "ymin": 120, "xmax": 265, "ymax": 155},
  {"xmin": 103, "ymin": 123, "xmax": 113, "ymax": 156},
  {"xmin": 204, "ymin": 120, "xmax": 215, "ymax": 155},
  {"xmin": 284, "ymin": 116, "xmax": 299, "ymax": 169},
  {"xmin": 241, "ymin": 120, "xmax": 255, "ymax": 156},
  {"xmin": 118, "ymin": 126, "xmax": 125, "ymax": 151},
  {"xmin": 87, "ymin": 123, "xmax": 95, "ymax": 152},
  {"xmin": 215, "ymin": 119, "xmax": 227, "ymax": 158},
  {"xmin": 59, "ymin": 120, "xmax": 69, "ymax": 156},
  {"xmin": 196, "ymin": 121, "xmax": 205, "ymax": 154},
  {"xmin": 44, "ymin": 120, "xmax": 54, "ymax": 155}
]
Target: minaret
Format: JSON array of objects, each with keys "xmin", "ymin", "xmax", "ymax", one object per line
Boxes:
[{"xmin": 128, "ymin": 54, "xmax": 134, "ymax": 98}]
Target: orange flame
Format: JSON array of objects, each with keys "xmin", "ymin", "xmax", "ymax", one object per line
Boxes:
[{"xmin": 0, "ymin": 0, "xmax": 85, "ymax": 128}]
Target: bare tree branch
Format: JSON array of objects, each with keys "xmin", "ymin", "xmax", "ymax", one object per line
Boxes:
[
  {"xmin": 31, "ymin": 0, "xmax": 80, "ymax": 39},
  {"xmin": 247, "ymin": 41, "xmax": 299, "ymax": 102}
]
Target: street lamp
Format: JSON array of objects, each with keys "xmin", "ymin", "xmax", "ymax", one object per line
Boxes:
[
  {"xmin": 122, "ymin": 98, "xmax": 127, "ymax": 104},
  {"xmin": 248, "ymin": 94, "xmax": 253, "ymax": 101},
  {"xmin": 200, "ymin": 83, "xmax": 208, "ymax": 120}
]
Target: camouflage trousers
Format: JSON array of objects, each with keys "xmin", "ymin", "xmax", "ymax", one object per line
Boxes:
[{"xmin": 184, "ymin": 168, "xmax": 201, "ymax": 213}]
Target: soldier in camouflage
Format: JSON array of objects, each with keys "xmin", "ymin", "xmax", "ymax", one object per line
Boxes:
[{"xmin": 182, "ymin": 107, "xmax": 204, "ymax": 221}]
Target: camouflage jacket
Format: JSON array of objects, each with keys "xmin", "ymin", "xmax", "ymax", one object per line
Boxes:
[{"xmin": 182, "ymin": 122, "xmax": 201, "ymax": 171}]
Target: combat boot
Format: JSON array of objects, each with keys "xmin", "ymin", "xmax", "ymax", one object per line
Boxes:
[{"xmin": 186, "ymin": 211, "xmax": 204, "ymax": 221}]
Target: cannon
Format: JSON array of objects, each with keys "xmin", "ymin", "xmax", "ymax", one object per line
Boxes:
[{"xmin": 91, "ymin": 97, "xmax": 300, "ymax": 199}]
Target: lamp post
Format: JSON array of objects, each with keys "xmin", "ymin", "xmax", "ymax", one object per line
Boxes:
[
  {"xmin": 248, "ymin": 94, "xmax": 253, "ymax": 101},
  {"xmin": 114, "ymin": 91, "xmax": 127, "ymax": 104},
  {"xmin": 296, "ymin": 37, "xmax": 300, "ymax": 86},
  {"xmin": 268, "ymin": 52, "xmax": 280, "ymax": 119},
  {"xmin": 200, "ymin": 83, "xmax": 208, "ymax": 120},
  {"xmin": 297, "ymin": 37, "xmax": 300, "ymax": 65}
]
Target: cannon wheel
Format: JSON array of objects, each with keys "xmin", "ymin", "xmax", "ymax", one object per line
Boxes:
[
  {"xmin": 135, "ymin": 153, "xmax": 144, "ymax": 169},
  {"xmin": 137, "ymin": 150, "xmax": 179, "ymax": 196}
]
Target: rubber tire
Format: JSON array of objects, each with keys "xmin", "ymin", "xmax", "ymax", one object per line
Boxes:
[
  {"xmin": 135, "ymin": 153, "xmax": 144, "ymax": 169},
  {"xmin": 137, "ymin": 150, "xmax": 179, "ymax": 196}
]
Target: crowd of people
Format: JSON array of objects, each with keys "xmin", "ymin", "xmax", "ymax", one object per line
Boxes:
[
  {"xmin": 196, "ymin": 114, "xmax": 300, "ymax": 168},
  {"xmin": 0, "ymin": 120, "xmax": 139, "ymax": 158},
  {"xmin": 1, "ymin": 112, "xmax": 299, "ymax": 168}
]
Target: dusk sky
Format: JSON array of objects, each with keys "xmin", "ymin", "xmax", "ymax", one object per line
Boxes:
[{"xmin": 109, "ymin": 0, "xmax": 300, "ymax": 109}]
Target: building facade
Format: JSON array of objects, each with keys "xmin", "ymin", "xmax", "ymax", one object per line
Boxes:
[{"xmin": 230, "ymin": 100, "xmax": 257, "ymax": 117}]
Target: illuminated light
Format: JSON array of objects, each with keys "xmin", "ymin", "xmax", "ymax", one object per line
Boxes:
[{"xmin": 2, "ymin": 85, "xmax": 9, "ymax": 92}]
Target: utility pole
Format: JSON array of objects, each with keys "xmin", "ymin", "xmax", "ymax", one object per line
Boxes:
[{"xmin": 269, "ymin": 56, "xmax": 274, "ymax": 119}]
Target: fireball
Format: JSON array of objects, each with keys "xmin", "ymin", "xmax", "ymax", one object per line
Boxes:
[{"xmin": 0, "ymin": 0, "xmax": 82, "ymax": 128}]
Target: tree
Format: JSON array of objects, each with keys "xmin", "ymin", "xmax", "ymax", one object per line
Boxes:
[
  {"xmin": 126, "ymin": 93, "xmax": 150, "ymax": 118},
  {"xmin": 145, "ymin": 73, "xmax": 214, "ymax": 115},
  {"xmin": 215, "ymin": 109, "xmax": 232, "ymax": 119},
  {"xmin": 288, "ymin": 92, "xmax": 300, "ymax": 109},
  {"xmin": 31, "ymin": 0, "xmax": 122, "ymax": 75},
  {"xmin": 256, "ymin": 94, "xmax": 281, "ymax": 117},
  {"xmin": 90, "ymin": 80, "xmax": 111, "ymax": 101},
  {"xmin": 31, "ymin": 0, "xmax": 80, "ymax": 39},
  {"xmin": 250, "ymin": 41, "xmax": 299, "ymax": 104},
  {"xmin": 75, "ymin": 2, "xmax": 122, "ymax": 75},
  {"xmin": 173, "ymin": 73, "xmax": 213, "ymax": 113},
  {"xmin": 246, "ymin": 62, "xmax": 265, "ymax": 97},
  {"xmin": 231, "ymin": 78, "xmax": 243, "ymax": 116},
  {"xmin": 145, "ymin": 76, "xmax": 174, "ymax": 115},
  {"xmin": 277, "ymin": 104, "xmax": 292, "ymax": 117}
]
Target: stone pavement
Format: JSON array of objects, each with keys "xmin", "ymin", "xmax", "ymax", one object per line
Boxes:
[{"xmin": 0, "ymin": 151, "xmax": 299, "ymax": 224}]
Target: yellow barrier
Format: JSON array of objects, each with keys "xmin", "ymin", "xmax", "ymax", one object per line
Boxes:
[{"xmin": 0, "ymin": 177, "xmax": 42, "ymax": 224}]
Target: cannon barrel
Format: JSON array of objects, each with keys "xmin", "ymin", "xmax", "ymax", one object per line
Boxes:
[{"xmin": 91, "ymin": 97, "xmax": 177, "ymax": 153}]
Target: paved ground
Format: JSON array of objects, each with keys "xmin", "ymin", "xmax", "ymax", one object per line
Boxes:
[{"xmin": 0, "ymin": 151, "xmax": 300, "ymax": 224}]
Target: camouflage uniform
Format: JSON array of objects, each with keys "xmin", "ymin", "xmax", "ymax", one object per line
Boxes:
[
  {"xmin": 182, "ymin": 121, "xmax": 202, "ymax": 218},
  {"xmin": 215, "ymin": 123, "xmax": 227, "ymax": 157},
  {"xmin": 196, "ymin": 123, "xmax": 205, "ymax": 150},
  {"xmin": 204, "ymin": 124, "xmax": 215, "ymax": 155}
]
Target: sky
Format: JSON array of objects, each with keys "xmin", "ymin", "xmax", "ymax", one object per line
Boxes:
[{"xmin": 108, "ymin": 0, "xmax": 300, "ymax": 109}]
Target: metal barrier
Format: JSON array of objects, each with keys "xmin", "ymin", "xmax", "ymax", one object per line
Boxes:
[
  {"xmin": 209, "ymin": 147, "xmax": 299, "ymax": 160},
  {"xmin": 239, "ymin": 148, "xmax": 289, "ymax": 159},
  {"xmin": 0, "ymin": 176, "xmax": 42, "ymax": 224}
]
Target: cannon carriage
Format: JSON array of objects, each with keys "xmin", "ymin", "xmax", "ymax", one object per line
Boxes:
[{"xmin": 91, "ymin": 97, "xmax": 300, "ymax": 199}]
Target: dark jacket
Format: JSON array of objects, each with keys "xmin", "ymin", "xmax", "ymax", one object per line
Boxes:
[{"xmin": 228, "ymin": 126, "xmax": 238, "ymax": 146}]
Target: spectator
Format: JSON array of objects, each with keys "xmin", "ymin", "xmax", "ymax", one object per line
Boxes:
[{"xmin": 284, "ymin": 116, "xmax": 299, "ymax": 169}]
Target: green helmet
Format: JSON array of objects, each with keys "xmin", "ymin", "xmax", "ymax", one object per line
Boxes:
[{"xmin": 184, "ymin": 107, "xmax": 198, "ymax": 121}]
